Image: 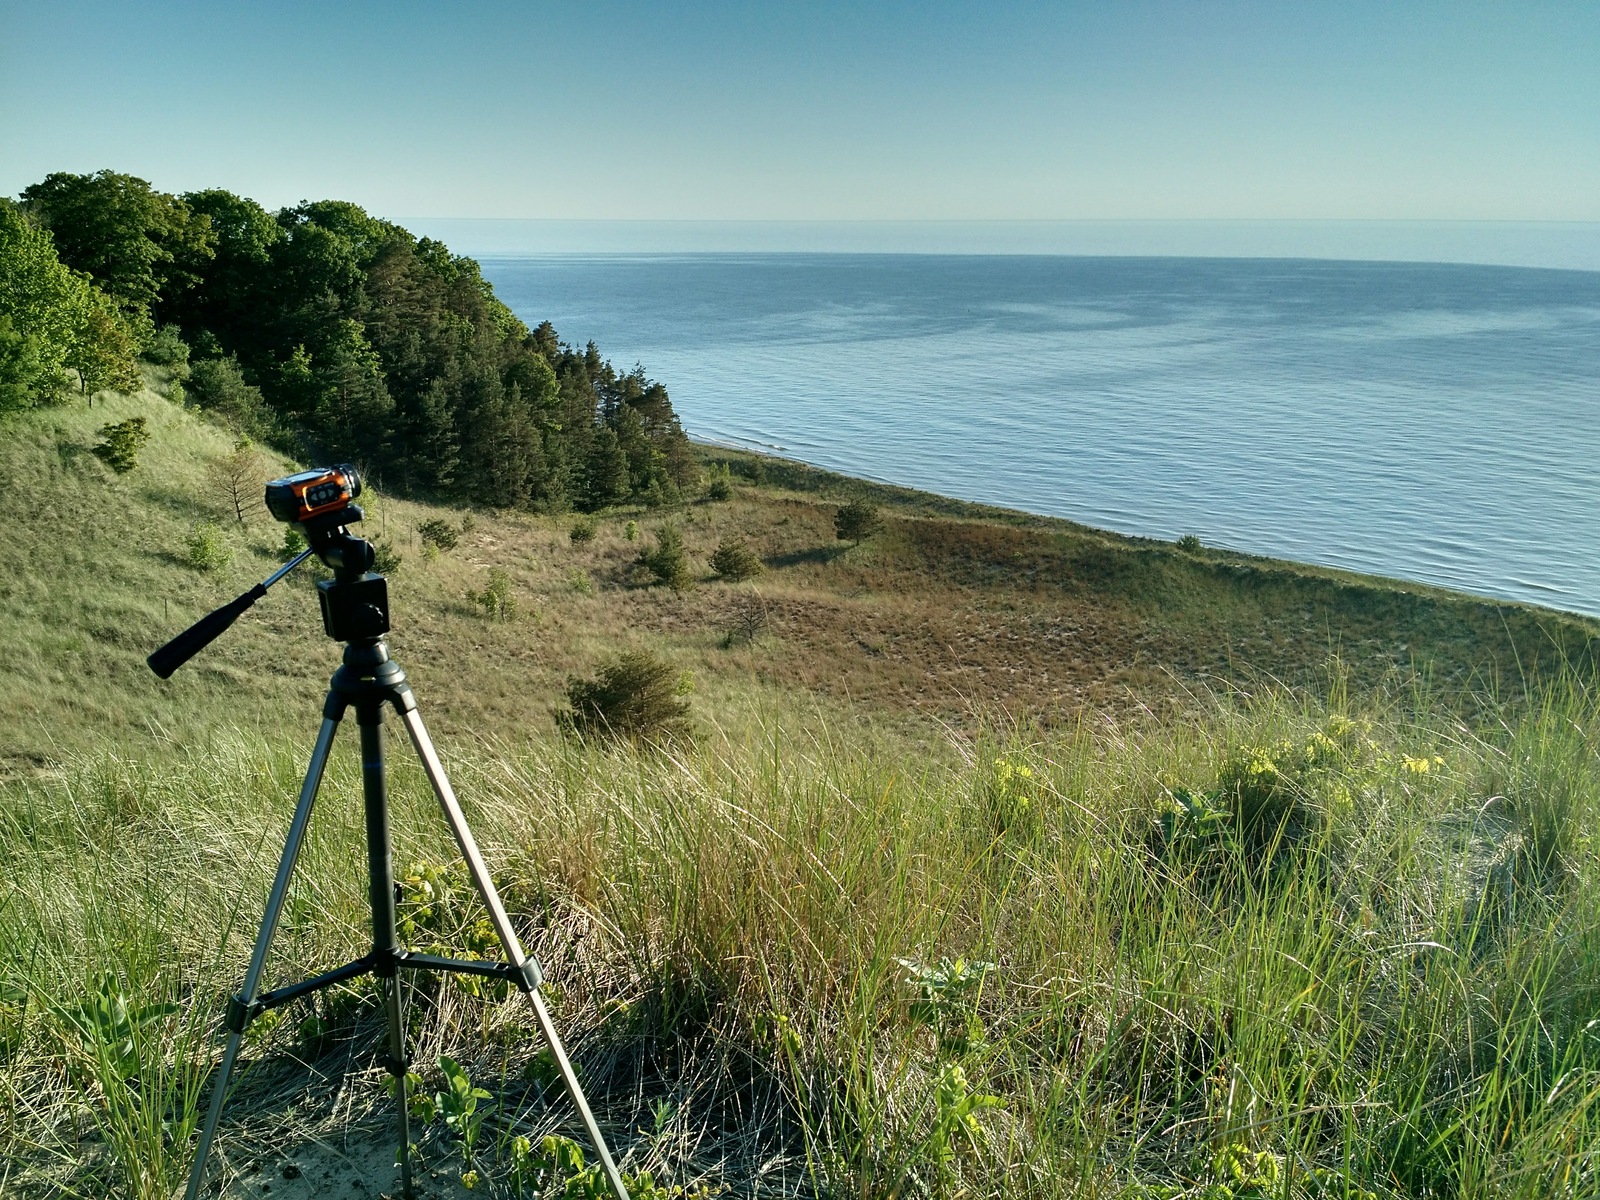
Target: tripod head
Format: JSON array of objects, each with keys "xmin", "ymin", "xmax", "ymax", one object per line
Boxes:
[
  {"xmin": 303, "ymin": 505, "xmax": 390, "ymax": 644},
  {"xmin": 146, "ymin": 466, "xmax": 391, "ymax": 678}
]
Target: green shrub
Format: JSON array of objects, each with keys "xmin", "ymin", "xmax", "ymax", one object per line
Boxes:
[
  {"xmin": 140, "ymin": 325, "xmax": 190, "ymax": 368},
  {"xmin": 186, "ymin": 355, "xmax": 270, "ymax": 437},
  {"xmin": 1176, "ymin": 533, "xmax": 1203, "ymax": 553},
  {"xmin": 467, "ymin": 567, "xmax": 517, "ymax": 620},
  {"xmin": 637, "ymin": 524, "xmax": 692, "ymax": 590},
  {"xmin": 624, "ymin": 520, "xmax": 638, "ymax": 542},
  {"xmin": 706, "ymin": 463, "xmax": 734, "ymax": 501},
  {"xmin": 834, "ymin": 497, "xmax": 883, "ymax": 545},
  {"xmin": 278, "ymin": 525, "xmax": 308, "ymax": 563},
  {"xmin": 0, "ymin": 315, "xmax": 46, "ymax": 413},
  {"xmin": 559, "ymin": 651, "xmax": 693, "ymax": 745},
  {"xmin": 1158, "ymin": 718, "xmax": 1361, "ymax": 864},
  {"xmin": 92, "ymin": 417, "xmax": 150, "ymax": 474},
  {"xmin": 710, "ymin": 536, "xmax": 764, "ymax": 581},
  {"xmin": 569, "ymin": 518, "xmax": 597, "ymax": 545},
  {"xmin": 185, "ymin": 522, "xmax": 232, "ymax": 573},
  {"xmin": 371, "ymin": 537, "xmax": 403, "ymax": 576},
  {"xmin": 418, "ymin": 518, "xmax": 459, "ymax": 551}
]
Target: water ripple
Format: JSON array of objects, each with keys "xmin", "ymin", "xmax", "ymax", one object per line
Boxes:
[{"xmin": 484, "ymin": 254, "xmax": 1600, "ymax": 618}]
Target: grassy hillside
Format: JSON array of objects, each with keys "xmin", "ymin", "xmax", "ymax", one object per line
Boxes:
[
  {"xmin": 1, "ymin": 381, "xmax": 1592, "ymax": 769},
  {"xmin": 2, "ymin": 382, "xmax": 1598, "ymax": 1199}
]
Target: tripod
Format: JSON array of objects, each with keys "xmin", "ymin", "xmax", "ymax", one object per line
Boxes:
[{"xmin": 154, "ymin": 510, "xmax": 631, "ymax": 1200}]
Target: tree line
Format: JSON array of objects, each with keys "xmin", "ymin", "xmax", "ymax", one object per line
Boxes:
[{"xmin": 0, "ymin": 169, "xmax": 697, "ymax": 511}]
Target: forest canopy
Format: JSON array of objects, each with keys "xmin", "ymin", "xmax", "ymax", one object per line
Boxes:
[{"xmin": 3, "ymin": 169, "xmax": 697, "ymax": 512}]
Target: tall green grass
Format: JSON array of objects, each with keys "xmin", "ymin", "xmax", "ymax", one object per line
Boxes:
[{"xmin": 1, "ymin": 675, "xmax": 1597, "ymax": 1197}]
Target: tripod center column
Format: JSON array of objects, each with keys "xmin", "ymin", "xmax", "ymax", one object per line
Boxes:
[{"xmin": 358, "ymin": 702, "xmax": 402, "ymax": 969}]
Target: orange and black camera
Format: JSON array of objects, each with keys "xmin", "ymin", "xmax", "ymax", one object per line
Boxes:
[{"xmin": 265, "ymin": 465, "xmax": 362, "ymax": 524}]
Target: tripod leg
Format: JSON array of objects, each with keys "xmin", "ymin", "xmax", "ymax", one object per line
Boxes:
[
  {"xmin": 384, "ymin": 974, "xmax": 414, "ymax": 1196},
  {"xmin": 398, "ymin": 706, "xmax": 631, "ymax": 1200},
  {"xmin": 185, "ymin": 716, "xmax": 342, "ymax": 1200},
  {"xmin": 358, "ymin": 710, "xmax": 415, "ymax": 1199}
]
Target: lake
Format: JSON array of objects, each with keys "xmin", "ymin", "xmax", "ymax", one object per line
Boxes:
[{"xmin": 475, "ymin": 252, "xmax": 1600, "ymax": 618}]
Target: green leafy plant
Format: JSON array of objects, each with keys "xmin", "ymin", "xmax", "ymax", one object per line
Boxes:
[
  {"xmin": 710, "ymin": 536, "xmax": 764, "ymax": 581},
  {"xmin": 0, "ymin": 981, "xmax": 25, "ymax": 1058},
  {"xmin": 92, "ymin": 417, "xmax": 150, "ymax": 474},
  {"xmin": 568, "ymin": 568, "xmax": 596, "ymax": 595},
  {"xmin": 54, "ymin": 972, "xmax": 205, "ymax": 1200},
  {"xmin": 898, "ymin": 955, "xmax": 995, "ymax": 1055},
  {"xmin": 468, "ymin": 566, "xmax": 518, "ymax": 620},
  {"xmin": 1177, "ymin": 533, "xmax": 1204, "ymax": 553},
  {"xmin": 1148, "ymin": 1143, "xmax": 1294, "ymax": 1200},
  {"xmin": 185, "ymin": 521, "xmax": 232, "ymax": 573},
  {"xmin": 61, "ymin": 972, "xmax": 178, "ymax": 1083},
  {"xmin": 922, "ymin": 1063, "xmax": 1000, "ymax": 1183},
  {"xmin": 436, "ymin": 1055, "xmax": 493, "ymax": 1173},
  {"xmin": 624, "ymin": 519, "xmax": 638, "ymax": 541},
  {"xmin": 570, "ymin": 518, "xmax": 598, "ymax": 545},
  {"xmin": 986, "ymin": 756, "xmax": 1037, "ymax": 833}
]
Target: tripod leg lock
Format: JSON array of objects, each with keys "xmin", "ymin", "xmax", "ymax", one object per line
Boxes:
[
  {"xmin": 224, "ymin": 993, "xmax": 264, "ymax": 1035},
  {"xmin": 516, "ymin": 957, "xmax": 544, "ymax": 992},
  {"xmin": 383, "ymin": 1052, "xmax": 410, "ymax": 1077}
]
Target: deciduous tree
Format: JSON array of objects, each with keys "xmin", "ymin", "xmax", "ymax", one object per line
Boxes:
[
  {"xmin": 206, "ymin": 438, "xmax": 268, "ymax": 525},
  {"xmin": 20, "ymin": 170, "xmax": 215, "ymax": 334}
]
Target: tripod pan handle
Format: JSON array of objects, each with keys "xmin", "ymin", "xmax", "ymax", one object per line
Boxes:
[{"xmin": 147, "ymin": 584, "xmax": 268, "ymax": 679}]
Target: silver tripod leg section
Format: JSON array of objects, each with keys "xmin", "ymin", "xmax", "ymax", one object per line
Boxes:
[
  {"xmin": 185, "ymin": 717, "xmax": 341, "ymax": 1200},
  {"xmin": 384, "ymin": 975, "xmax": 414, "ymax": 1197},
  {"xmin": 399, "ymin": 707, "xmax": 630, "ymax": 1200}
]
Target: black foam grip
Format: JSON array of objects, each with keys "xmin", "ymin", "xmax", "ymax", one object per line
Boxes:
[{"xmin": 147, "ymin": 584, "xmax": 268, "ymax": 678}]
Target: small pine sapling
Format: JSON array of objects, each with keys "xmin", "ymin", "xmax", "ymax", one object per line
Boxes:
[
  {"xmin": 637, "ymin": 524, "xmax": 692, "ymax": 589},
  {"xmin": 559, "ymin": 651, "xmax": 694, "ymax": 745},
  {"xmin": 185, "ymin": 522, "xmax": 232, "ymax": 573},
  {"xmin": 710, "ymin": 535, "xmax": 764, "ymax": 581},
  {"xmin": 92, "ymin": 417, "xmax": 150, "ymax": 474},
  {"xmin": 418, "ymin": 518, "xmax": 459, "ymax": 551},
  {"xmin": 834, "ymin": 497, "xmax": 883, "ymax": 545}
]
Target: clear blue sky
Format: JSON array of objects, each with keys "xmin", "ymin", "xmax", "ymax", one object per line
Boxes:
[{"xmin": 3, "ymin": 0, "xmax": 1597, "ymax": 221}]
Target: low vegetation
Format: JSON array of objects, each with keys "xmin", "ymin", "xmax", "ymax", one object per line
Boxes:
[
  {"xmin": 709, "ymin": 535, "xmax": 764, "ymax": 581},
  {"xmin": 834, "ymin": 496, "xmax": 883, "ymax": 545},
  {"xmin": 559, "ymin": 649, "xmax": 695, "ymax": 745},
  {"xmin": 3, "ymin": 672, "xmax": 1597, "ymax": 1197},
  {"xmin": 1, "ymin": 386, "xmax": 1598, "ymax": 1197}
]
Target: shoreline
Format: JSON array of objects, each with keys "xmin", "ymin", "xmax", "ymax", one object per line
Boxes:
[{"xmin": 692, "ymin": 439, "xmax": 1600, "ymax": 631}]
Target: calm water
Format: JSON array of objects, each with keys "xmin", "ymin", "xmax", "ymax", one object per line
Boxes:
[{"xmin": 479, "ymin": 254, "xmax": 1600, "ymax": 617}]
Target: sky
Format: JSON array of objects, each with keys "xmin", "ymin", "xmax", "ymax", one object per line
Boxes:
[{"xmin": 3, "ymin": 0, "xmax": 1599, "ymax": 224}]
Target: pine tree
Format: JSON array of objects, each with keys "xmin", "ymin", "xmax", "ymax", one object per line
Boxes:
[
  {"xmin": 834, "ymin": 498, "xmax": 884, "ymax": 545},
  {"xmin": 584, "ymin": 426, "xmax": 630, "ymax": 510}
]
